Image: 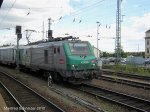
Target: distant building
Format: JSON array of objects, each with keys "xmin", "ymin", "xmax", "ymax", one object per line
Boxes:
[
  {"xmin": 93, "ymin": 46, "xmax": 102, "ymax": 58},
  {"xmin": 145, "ymin": 29, "xmax": 150, "ymax": 58}
]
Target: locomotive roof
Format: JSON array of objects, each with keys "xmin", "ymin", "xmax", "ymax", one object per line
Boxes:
[
  {"xmin": 0, "ymin": 40, "xmax": 89, "ymax": 50},
  {"xmin": 25, "ymin": 40, "xmax": 87, "ymax": 49},
  {"xmin": 0, "ymin": 46, "xmax": 16, "ymax": 49},
  {"xmin": 29, "ymin": 40, "xmax": 87, "ymax": 48},
  {"xmin": 0, "ymin": 45, "xmax": 35, "ymax": 49}
]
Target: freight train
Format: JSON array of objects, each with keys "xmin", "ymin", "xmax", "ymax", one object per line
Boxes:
[{"xmin": 0, "ymin": 36, "xmax": 102, "ymax": 84}]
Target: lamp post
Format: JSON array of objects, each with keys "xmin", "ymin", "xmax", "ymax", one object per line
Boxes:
[{"xmin": 96, "ymin": 21, "xmax": 100, "ymax": 58}]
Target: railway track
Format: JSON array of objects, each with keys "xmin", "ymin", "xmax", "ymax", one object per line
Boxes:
[
  {"xmin": 76, "ymin": 83, "xmax": 150, "ymax": 112},
  {"xmin": 0, "ymin": 71, "xmax": 65, "ymax": 112},
  {"xmin": 102, "ymin": 70, "xmax": 150, "ymax": 89},
  {"xmin": 102, "ymin": 69, "xmax": 150, "ymax": 81},
  {"xmin": 0, "ymin": 68, "xmax": 105, "ymax": 112}
]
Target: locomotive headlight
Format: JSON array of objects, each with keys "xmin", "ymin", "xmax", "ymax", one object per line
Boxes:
[
  {"xmin": 72, "ymin": 64, "xmax": 75, "ymax": 68},
  {"xmin": 92, "ymin": 64, "xmax": 95, "ymax": 66}
]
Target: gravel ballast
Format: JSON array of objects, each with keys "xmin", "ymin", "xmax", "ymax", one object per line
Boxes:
[{"xmin": 0, "ymin": 65, "xmax": 134, "ymax": 112}]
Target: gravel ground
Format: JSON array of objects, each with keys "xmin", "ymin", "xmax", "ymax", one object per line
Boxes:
[
  {"xmin": 91, "ymin": 79, "xmax": 150, "ymax": 100},
  {"xmin": 0, "ymin": 67, "xmax": 90, "ymax": 112},
  {"xmin": 0, "ymin": 65, "xmax": 132, "ymax": 112}
]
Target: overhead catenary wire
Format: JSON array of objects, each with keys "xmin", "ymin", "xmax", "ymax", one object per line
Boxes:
[
  {"xmin": 40, "ymin": 0, "xmax": 109, "ymax": 24},
  {"xmin": 0, "ymin": 0, "xmax": 120, "ymax": 39},
  {"xmin": 56, "ymin": 0, "xmax": 116, "ymax": 29},
  {"xmin": 52, "ymin": 0, "xmax": 113, "ymax": 34},
  {"xmin": 70, "ymin": 0, "xmax": 107, "ymax": 16},
  {"xmin": 57, "ymin": 0, "xmax": 108, "ymax": 22},
  {"xmin": 9, "ymin": 0, "xmax": 112, "ymax": 31},
  {"xmin": 23, "ymin": 0, "xmax": 116, "ymax": 38}
]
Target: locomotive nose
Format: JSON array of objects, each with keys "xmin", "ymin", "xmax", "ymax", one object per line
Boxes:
[{"xmin": 67, "ymin": 56, "xmax": 97, "ymax": 70}]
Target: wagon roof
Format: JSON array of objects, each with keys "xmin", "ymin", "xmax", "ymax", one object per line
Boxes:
[{"xmin": 0, "ymin": 46, "xmax": 16, "ymax": 49}]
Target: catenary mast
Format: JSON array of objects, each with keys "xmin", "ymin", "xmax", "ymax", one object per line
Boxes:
[{"xmin": 115, "ymin": 0, "xmax": 122, "ymax": 63}]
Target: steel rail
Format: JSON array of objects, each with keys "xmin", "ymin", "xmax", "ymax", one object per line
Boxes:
[
  {"xmin": 102, "ymin": 69, "xmax": 150, "ymax": 81},
  {"xmin": 0, "ymin": 68, "xmax": 104, "ymax": 112},
  {"xmin": 0, "ymin": 81, "xmax": 26, "ymax": 112},
  {"xmin": 0, "ymin": 71, "xmax": 65, "ymax": 112},
  {"xmin": 99, "ymin": 75, "xmax": 150, "ymax": 90},
  {"xmin": 76, "ymin": 83, "xmax": 150, "ymax": 112}
]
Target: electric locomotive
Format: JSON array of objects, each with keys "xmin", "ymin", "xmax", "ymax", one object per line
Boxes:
[
  {"xmin": 18, "ymin": 36, "xmax": 102, "ymax": 84},
  {"xmin": 0, "ymin": 36, "xmax": 102, "ymax": 84}
]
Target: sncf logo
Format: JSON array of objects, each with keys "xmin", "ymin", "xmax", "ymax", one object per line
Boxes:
[
  {"xmin": 81, "ymin": 61, "xmax": 89, "ymax": 64},
  {"xmin": 59, "ymin": 59, "xmax": 65, "ymax": 64}
]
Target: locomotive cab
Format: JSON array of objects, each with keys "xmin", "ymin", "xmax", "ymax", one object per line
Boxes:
[{"xmin": 63, "ymin": 41, "xmax": 102, "ymax": 83}]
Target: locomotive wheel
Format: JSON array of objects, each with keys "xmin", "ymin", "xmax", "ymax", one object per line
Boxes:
[{"xmin": 53, "ymin": 72, "xmax": 63, "ymax": 84}]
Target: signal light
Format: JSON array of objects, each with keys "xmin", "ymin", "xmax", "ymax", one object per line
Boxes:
[{"xmin": 16, "ymin": 26, "xmax": 21, "ymax": 34}]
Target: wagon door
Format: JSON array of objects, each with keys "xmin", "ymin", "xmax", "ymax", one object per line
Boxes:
[
  {"xmin": 53, "ymin": 45, "xmax": 66, "ymax": 71},
  {"xmin": 25, "ymin": 48, "xmax": 31, "ymax": 66}
]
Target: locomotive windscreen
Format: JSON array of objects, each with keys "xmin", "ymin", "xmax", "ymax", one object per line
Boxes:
[{"xmin": 69, "ymin": 42, "xmax": 90, "ymax": 55}]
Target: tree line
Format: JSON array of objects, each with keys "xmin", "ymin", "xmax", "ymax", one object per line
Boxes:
[{"xmin": 102, "ymin": 51, "xmax": 145, "ymax": 58}]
